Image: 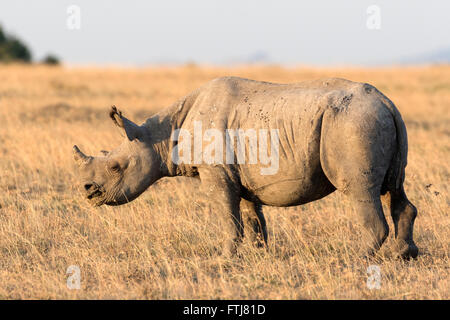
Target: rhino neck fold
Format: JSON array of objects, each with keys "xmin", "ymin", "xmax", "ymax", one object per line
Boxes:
[{"xmin": 143, "ymin": 91, "xmax": 197, "ymax": 178}]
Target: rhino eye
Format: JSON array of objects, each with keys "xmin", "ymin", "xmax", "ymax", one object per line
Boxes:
[{"xmin": 108, "ymin": 161, "xmax": 121, "ymax": 172}]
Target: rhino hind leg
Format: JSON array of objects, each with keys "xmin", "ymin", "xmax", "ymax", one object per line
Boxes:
[
  {"xmin": 320, "ymin": 107, "xmax": 396, "ymax": 256},
  {"xmin": 387, "ymin": 187, "xmax": 418, "ymax": 259},
  {"xmin": 351, "ymin": 191, "xmax": 390, "ymax": 256},
  {"xmin": 323, "ymin": 167, "xmax": 391, "ymax": 256},
  {"xmin": 240, "ymin": 199, "xmax": 268, "ymax": 248}
]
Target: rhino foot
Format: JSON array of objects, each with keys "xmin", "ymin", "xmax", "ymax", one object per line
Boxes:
[{"xmin": 395, "ymin": 240, "xmax": 419, "ymax": 260}]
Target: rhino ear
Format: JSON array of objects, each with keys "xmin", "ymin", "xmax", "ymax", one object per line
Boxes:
[
  {"xmin": 109, "ymin": 106, "xmax": 144, "ymax": 141},
  {"xmin": 73, "ymin": 145, "xmax": 92, "ymax": 166}
]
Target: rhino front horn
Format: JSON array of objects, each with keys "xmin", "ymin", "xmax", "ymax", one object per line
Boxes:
[{"xmin": 73, "ymin": 145, "xmax": 91, "ymax": 166}]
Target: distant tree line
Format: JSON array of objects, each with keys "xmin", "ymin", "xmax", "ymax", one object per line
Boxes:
[{"xmin": 0, "ymin": 25, "xmax": 60, "ymax": 65}]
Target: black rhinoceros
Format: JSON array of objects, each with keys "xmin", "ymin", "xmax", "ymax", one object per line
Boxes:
[{"xmin": 73, "ymin": 77, "xmax": 418, "ymax": 259}]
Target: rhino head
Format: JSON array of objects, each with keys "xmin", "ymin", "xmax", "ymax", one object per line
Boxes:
[{"xmin": 73, "ymin": 106, "xmax": 163, "ymax": 206}]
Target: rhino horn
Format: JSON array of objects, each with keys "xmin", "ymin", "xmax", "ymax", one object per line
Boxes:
[{"xmin": 73, "ymin": 145, "xmax": 91, "ymax": 166}]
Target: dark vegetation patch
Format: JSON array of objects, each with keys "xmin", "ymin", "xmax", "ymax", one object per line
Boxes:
[
  {"xmin": 0, "ymin": 25, "xmax": 31, "ymax": 63},
  {"xmin": 20, "ymin": 103, "xmax": 104, "ymax": 123},
  {"xmin": 405, "ymin": 118, "xmax": 450, "ymax": 135},
  {"xmin": 20, "ymin": 103, "xmax": 150, "ymax": 124}
]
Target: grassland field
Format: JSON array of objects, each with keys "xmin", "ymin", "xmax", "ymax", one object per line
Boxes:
[{"xmin": 0, "ymin": 64, "xmax": 448, "ymax": 299}]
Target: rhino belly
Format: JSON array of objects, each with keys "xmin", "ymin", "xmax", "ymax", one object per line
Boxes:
[{"xmin": 250, "ymin": 170, "xmax": 335, "ymax": 207}]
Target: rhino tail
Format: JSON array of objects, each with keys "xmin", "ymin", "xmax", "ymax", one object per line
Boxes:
[{"xmin": 381, "ymin": 95, "xmax": 408, "ymax": 193}]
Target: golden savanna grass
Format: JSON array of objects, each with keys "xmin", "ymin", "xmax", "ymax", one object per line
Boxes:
[{"xmin": 0, "ymin": 64, "xmax": 448, "ymax": 299}]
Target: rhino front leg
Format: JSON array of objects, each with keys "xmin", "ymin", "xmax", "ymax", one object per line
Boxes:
[
  {"xmin": 198, "ymin": 167, "xmax": 243, "ymax": 257},
  {"xmin": 388, "ymin": 187, "xmax": 419, "ymax": 259},
  {"xmin": 240, "ymin": 199, "xmax": 268, "ymax": 248}
]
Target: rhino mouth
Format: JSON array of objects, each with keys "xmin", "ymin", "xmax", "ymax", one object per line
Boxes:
[
  {"xmin": 86, "ymin": 188, "xmax": 106, "ymax": 206},
  {"xmin": 87, "ymin": 189, "xmax": 102, "ymax": 200}
]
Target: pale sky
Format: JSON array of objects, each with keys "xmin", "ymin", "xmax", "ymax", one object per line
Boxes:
[{"xmin": 0, "ymin": 0, "xmax": 449, "ymax": 66}]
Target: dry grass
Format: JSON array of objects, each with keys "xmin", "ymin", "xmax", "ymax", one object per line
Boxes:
[{"xmin": 0, "ymin": 64, "xmax": 448, "ymax": 299}]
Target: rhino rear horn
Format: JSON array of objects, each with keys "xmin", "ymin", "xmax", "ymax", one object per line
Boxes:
[
  {"xmin": 73, "ymin": 145, "xmax": 91, "ymax": 166},
  {"xmin": 109, "ymin": 105, "xmax": 144, "ymax": 141}
]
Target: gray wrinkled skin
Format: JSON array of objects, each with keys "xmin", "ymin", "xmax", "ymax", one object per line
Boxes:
[{"xmin": 73, "ymin": 77, "xmax": 418, "ymax": 259}]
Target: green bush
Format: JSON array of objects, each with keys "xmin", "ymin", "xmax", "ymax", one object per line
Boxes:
[
  {"xmin": 42, "ymin": 54, "xmax": 60, "ymax": 65},
  {"xmin": 0, "ymin": 25, "xmax": 32, "ymax": 63}
]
